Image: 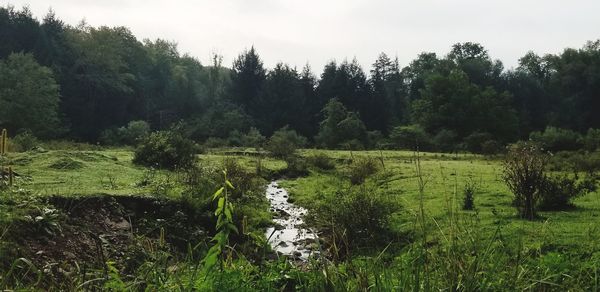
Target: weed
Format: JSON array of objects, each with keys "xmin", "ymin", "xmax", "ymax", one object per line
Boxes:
[{"xmin": 347, "ymin": 156, "xmax": 379, "ymax": 185}]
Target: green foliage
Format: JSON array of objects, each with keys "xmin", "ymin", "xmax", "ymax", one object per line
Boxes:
[
  {"xmin": 582, "ymin": 128, "xmax": 600, "ymax": 151},
  {"xmin": 241, "ymin": 127, "xmax": 266, "ymax": 149},
  {"xmin": 389, "ymin": 124, "xmax": 432, "ymax": 151},
  {"xmin": 282, "ymin": 155, "xmax": 309, "ymax": 178},
  {"xmin": 502, "ymin": 142, "xmax": 547, "ymax": 219},
  {"xmin": 538, "ymin": 175, "xmax": 595, "ymax": 211},
  {"xmin": 413, "ymin": 70, "xmax": 518, "ymax": 144},
  {"xmin": 0, "ymin": 53, "xmax": 61, "ymax": 138},
  {"xmin": 266, "ymin": 126, "xmax": 307, "ymax": 159},
  {"xmin": 307, "ymin": 152, "xmax": 335, "ymax": 170},
  {"xmin": 462, "ymin": 179, "xmax": 477, "ymax": 210},
  {"xmin": 480, "ymin": 139, "xmax": 502, "ymax": 155},
  {"xmin": 529, "ymin": 127, "xmax": 583, "ymax": 152},
  {"xmin": 316, "ymin": 99, "xmax": 368, "ymax": 149},
  {"xmin": 100, "ymin": 120, "xmax": 150, "ymax": 146},
  {"xmin": 11, "ymin": 131, "xmax": 39, "ymax": 152},
  {"xmin": 463, "ymin": 132, "xmax": 493, "ymax": 153},
  {"xmin": 432, "ymin": 129, "xmax": 457, "ymax": 152},
  {"xmin": 314, "ymin": 185, "xmax": 399, "ymax": 252},
  {"xmin": 347, "ymin": 156, "xmax": 380, "ymax": 185},
  {"xmin": 221, "ymin": 158, "xmax": 262, "ymax": 201},
  {"xmin": 203, "ymin": 171, "xmax": 237, "ymax": 273},
  {"xmin": 133, "ymin": 127, "xmax": 197, "ymax": 170},
  {"xmin": 547, "ymin": 151, "xmax": 600, "ymax": 174},
  {"xmin": 23, "ymin": 207, "xmax": 63, "ymax": 236}
]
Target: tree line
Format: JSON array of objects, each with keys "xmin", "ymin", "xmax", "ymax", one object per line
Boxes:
[{"xmin": 1, "ymin": 6, "xmax": 600, "ymax": 152}]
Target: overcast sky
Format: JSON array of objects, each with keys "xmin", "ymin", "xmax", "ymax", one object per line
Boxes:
[{"xmin": 5, "ymin": 0, "xmax": 600, "ymax": 72}]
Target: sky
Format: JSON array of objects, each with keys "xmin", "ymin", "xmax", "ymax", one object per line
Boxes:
[{"xmin": 5, "ymin": 0, "xmax": 600, "ymax": 72}]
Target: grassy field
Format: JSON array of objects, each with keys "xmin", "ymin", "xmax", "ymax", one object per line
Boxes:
[
  {"xmin": 1, "ymin": 147, "xmax": 599, "ymax": 290},
  {"xmin": 283, "ymin": 149, "xmax": 600, "ymax": 253},
  {"xmin": 4, "ymin": 147, "xmax": 600, "ymax": 253}
]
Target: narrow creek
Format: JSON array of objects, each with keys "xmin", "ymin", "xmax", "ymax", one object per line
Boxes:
[{"xmin": 265, "ymin": 181, "xmax": 319, "ymax": 261}]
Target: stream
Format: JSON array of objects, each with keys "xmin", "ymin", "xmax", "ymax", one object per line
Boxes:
[{"xmin": 265, "ymin": 181, "xmax": 319, "ymax": 261}]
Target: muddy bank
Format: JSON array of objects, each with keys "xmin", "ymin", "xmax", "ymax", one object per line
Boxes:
[{"xmin": 5, "ymin": 195, "xmax": 213, "ymax": 278}]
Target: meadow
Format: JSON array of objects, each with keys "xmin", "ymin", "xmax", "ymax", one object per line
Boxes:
[{"xmin": 1, "ymin": 146, "xmax": 599, "ymax": 290}]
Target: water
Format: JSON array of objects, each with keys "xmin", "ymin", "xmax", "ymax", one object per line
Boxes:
[{"xmin": 265, "ymin": 181, "xmax": 319, "ymax": 261}]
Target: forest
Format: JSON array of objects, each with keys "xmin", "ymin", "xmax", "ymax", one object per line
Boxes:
[
  {"xmin": 1, "ymin": 5, "xmax": 600, "ymax": 291},
  {"xmin": 2, "ymin": 6, "xmax": 600, "ymax": 151}
]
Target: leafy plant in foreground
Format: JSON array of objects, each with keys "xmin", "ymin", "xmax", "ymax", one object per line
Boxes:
[{"xmin": 203, "ymin": 170, "xmax": 237, "ymax": 272}]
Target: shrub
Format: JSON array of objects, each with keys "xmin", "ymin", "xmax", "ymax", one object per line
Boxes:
[
  {"xmin": 101, "ymin": 120, "xmax": 150, "ymax": 146},
  {"xmin": 547, "ymin": 151, "xmax": 600, "ymax": 174},
  {"xmin": 282, "ymin": 155, "xmax": 309, "ymax": 178},
  {"xmin": 307, "ymin": 152, "xmax": 335, "ymax": 170},
  {"xmin": 529, "ymin": 127, "xmax": 583, "ymax": 152},
  {"xmin": 339, "ymin": 139, "xmax": 365, "ymax": 150},
  {"xmin": 367, "ymin": 130, "xmax": 384, "ymax": 149},
  {"xmin": 538, "ymin": 175, "xmax": 594, "ymax": 211},
  {"xmin": 315, "ymin": 186, "xmax": 399, "ymax": 253},
  {"xmin": 266, "ymin": 126, "xmax": 307, "ymax": 159},
  {"xmin": 241, "ymin": 127, "xmax": 266, "ymax": 149},
  {"xmin": 462, "ymin": 180, "xmax": 477, "ymax": 210},
  {"xmin": 463, "ymin": 132, "xmax": 493, "ymax": 153},
  {"xmin": 203, "ymin": 137, "xmax": 228, "ymax": 148},
  {"xmin": 121, "ymin": 120, "xmax": 150, "ymax": 145},
  {"xmin": 11, "ymin": 130, "xmax": 39, "ymax": 152},
  {"xmin": 389, "ymin": 124, "xmax": 432, "ymax": 151},
  {"xmin": 481, "ymin": 140, "xmax": 502, "ymax": 155},
  {"xmin": 221, "ymin": 158, "xmax": 262, "ymax": 201},
  {"xmin": 133, "ymin": 127, "xmax": 197, "ymax": 170},
  {"xmin": 227, "ymin": 130, "xmax": 244, "ymax": 147},
  {"xmin": 348, "ymin": 156, "xmax": 379, "ymax": 185},
  {"xmin": 582, "ymin": 128, "xmax": 600, "ymax": 151},
  {"xmin": 502, "ymin": 142, "xmax": 547, "ymax": 220},
  {"xmin": 433, "ymin": 129, "xmax": 457, "ymax": 153}
]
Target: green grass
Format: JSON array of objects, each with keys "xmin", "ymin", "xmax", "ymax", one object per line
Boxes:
[
  {"xmin": 283, "ymin": 149, "xmax": 600, "ymax": 255},
  {"xmin": 4, "ymin": 147, "xmax": 599, "ymax": 255},
  {"xmin": 2, "ymin": 147, "xmax": 600, "ymax": 290}
]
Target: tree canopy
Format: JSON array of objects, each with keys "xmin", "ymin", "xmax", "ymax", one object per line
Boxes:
[{"xmin": 1, "ymin": 6, "xmax": 600, "ymax": 152}]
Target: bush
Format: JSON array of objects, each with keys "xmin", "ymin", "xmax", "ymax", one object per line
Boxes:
[
  {"xmin": 307, "ymin": 152, "xmax": 335, "ymax": 170},
  {"xmin": 11, "ymin": 130, "xmax": 39, "ymax": 152},
  {"xmin": 463, "ymin": 132, "xmax": 493, "ymax": 153},
  {"xmin": 481, "ymin": 140, "xmax": 502, "ymax": 155},
  {"xmin": 203, "ymin": 137, "xmax": 228, "ymax": 148},
  {"xmin": 266, "ymin": 126, "xmax": 307, "ymax": 159},
  {"xmin": 241, "ymin": 127, "xmax": 266, "ymax": 149},
  {"xmin": 502, "ymin": 142, "xmax": 547, "ymax": 220},
  {"xmin": 348, "ymin": 156, "xmax": 380, "ymax": 185},
  {"xmin": 538, "ymin": 175, "xmax": 595, "ymax": 211},
  {"xmin": 133, "ymin": 127, "xmax": 197, "ymax": 170},
  {"xmin": 282, "ymin": 155, "xmax": 309, "ymax": 178},
  {"xmin": 529, "ymin": 127, "xmax": 583, "ymax": 152},
  {"xmin": 221, "ymin": 158, "xmax": 262, "ymax": 201},
  {"xmin": 339, "ymin": 139, "xmax": 365, "ymax": 150},
  {"xmin": 101, "ymin": 120, "xmax": 150, "ymax": 146},
  {"xmin": 227, "ymin": 130, "xmax": 244, "ymax": 147},
  {"xmin": 547, "ymin": 151, "xmax": 600, "ymax": 174},
  {"xmin": 315, "ymin": 186, "xmax": 399, "ymax": 252},
  {"xmin": 367, "ymin": 130, "xmax": 384, "ymax": 149},
  {"xmin": 433, "ymin": 129, "xmax": 457, "ymax": 152},
  {"xmin": 582, "ymin": 128, "xmax": 600, "ymax": 151},
  {"xmin": 462, "ymin": 180, "xmax": 477, "ymax": 210},
  {"xmin": 389, "ymin": 124, "xmax": 432, "ymax": 151}
]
